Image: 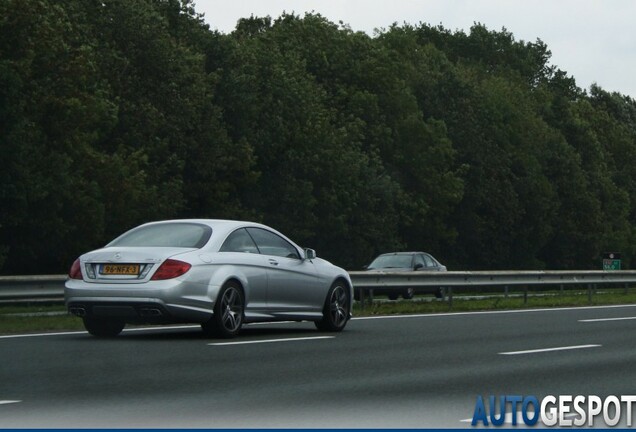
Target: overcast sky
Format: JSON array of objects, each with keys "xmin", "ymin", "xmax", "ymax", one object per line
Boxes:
[{"xmin": 196, "ymin": 0, "xmax": 636, "ymax": 99}]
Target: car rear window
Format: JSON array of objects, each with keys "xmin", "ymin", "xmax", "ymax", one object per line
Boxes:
[{"xmin": 107, "ymin": 223, "xmax": 212, "ymax": 248}]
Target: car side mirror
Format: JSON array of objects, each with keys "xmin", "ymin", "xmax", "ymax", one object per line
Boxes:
[
  {"xmin": 304, "ymin": 248, "xmax": 316, "ymax": 260},
  {"xmin": 414, "ymin": 263, "xmax": 424, "ymax": 270}
]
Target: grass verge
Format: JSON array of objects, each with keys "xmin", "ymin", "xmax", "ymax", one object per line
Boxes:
[
  {"xmin": 0, "ymin": 304, "xmax": 84, "ymax": 334},
  {"xmin": 1, "ymin": 290, "xmax": 636, "ymax": 335},
  {"xmin": 352, "ymin": 290, "xmax": 636, "ymax": 315}
]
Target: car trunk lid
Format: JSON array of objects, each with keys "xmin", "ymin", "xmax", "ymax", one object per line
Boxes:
[{"xmin": 80, "ymin": 247, "xmax": 196, "ymax": 283}]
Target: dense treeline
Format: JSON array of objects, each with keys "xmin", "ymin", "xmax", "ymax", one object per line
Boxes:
[{"xmin": 2, "ymin": 0, "xmax": 636, "ymax": 274}]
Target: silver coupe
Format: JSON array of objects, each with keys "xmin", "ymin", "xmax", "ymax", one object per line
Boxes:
[{"xmin": 65, "ymin": 219, "xmax": 353, "ymax": 338}]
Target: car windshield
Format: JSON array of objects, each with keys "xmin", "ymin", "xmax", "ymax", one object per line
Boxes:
[
  {"xmin": 107, "ymin": 223, "xmax": 212, "ymax": 248},
  {"xmin": 368, "ymin": 254, "xmax": 413, "ymax": 269}
]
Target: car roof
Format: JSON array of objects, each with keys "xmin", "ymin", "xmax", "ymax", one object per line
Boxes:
[
  {"xmin": 141, "ymin": 219, "xmax": 267, "ymax": 230},
  {"xmin": 136, "ymin": 219, "xmax": 295, "ymax": 248},
  {"xmin": 378, "ymin": 252, "xmax": 427, "ymax": 256}
]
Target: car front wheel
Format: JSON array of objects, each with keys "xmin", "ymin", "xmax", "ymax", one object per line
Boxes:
[
  {"xmin": 315, "ymin": 281, "xmax": 349, "ymax": 332},
  {"xmin": 83, "ymin": 317, "xmax": 125, "ymax": 337}
]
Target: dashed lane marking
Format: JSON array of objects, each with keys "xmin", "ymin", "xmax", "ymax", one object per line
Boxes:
[
  {"xmin": 209, "ymin": 336, "xmax": 335, "ymax": 346},
  {"xmin": 499, "ymin": 344, "xmax": 602, "ymax": 355},
  {"xmin": 579, "ymin": 316, "xmax": 636, "ymax": 323}
]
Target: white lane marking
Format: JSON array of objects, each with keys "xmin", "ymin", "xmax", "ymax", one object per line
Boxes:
[
  {"xmin": 2, "ymin": 304, "xmax": 636, "ymax": 340},
  {"xmin": 461, "ymin": 411, "xmax": 523, "ymax": 424},
  {"xmin": 209, "ymin": 336, "xmax": 335, "ymax": 346},
  {"xmin": 500, "ymin": 344, "xmax": 601, "ymax": 355},
  {"xmin": 460, "ymin": 411, "xmax": 577, "ymax": 424},
  {"xmin": 124, "ymin": 325, "xmax": 199, "ymax": 332},
  {"xmin": 0, "ymin": 331, "xmax": 87, "ymax": 339},
  {"xmin": 0, "ymin": 325, "xmax": 200, "ymax": 340},
  {"xmin": 0, "ymin": 400, "xmax": 21, "ymax": 405},
  {"xmin": 353, "ymin": 303, "xmax": 636, "ymax": 321},
  {"xmin": 579, "ymin": 316, "xmax": 636, "ymax": 323}
]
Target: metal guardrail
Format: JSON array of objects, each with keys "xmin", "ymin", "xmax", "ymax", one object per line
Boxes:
[
  {"xmin": 348, "ymin": 270, "xmax": 636, "ymax": 306},
  {"xmin": 0, "ymin": 270, "xmax": 635, "ymax": 304},
  {"xmin": 348, "ymin": 269, "xmax": 636, "ymax": 287},
  {"xmin": 0, "ymin": 275, "xmax": 67, "ymax": 303}
]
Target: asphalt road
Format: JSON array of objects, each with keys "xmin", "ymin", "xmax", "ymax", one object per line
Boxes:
[{"xmin": 1, "ymin": 304, "xmax": 635, "ymax": 428}]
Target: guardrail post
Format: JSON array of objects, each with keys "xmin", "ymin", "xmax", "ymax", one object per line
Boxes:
[
  {"xmin": 504, "ymin": 285, "xmax": 508, "ymax": 298},
  {"xmin": 448, "ymin": 287, "xmax": 453, "ymax": 309},
  {"xmin": 358, "ymin": 287, "xmax": 365, "ymax": 310},
  {"xmin": 587, "ymin": 284, "xmax": 592, "ymax": 303},
  {"xmin": 523, "ymin": 285, "xmax": 528, "ymax": 304},
  {"xmin": 626, "ymin": 283, "xmax": 629, "ymax": 295}
]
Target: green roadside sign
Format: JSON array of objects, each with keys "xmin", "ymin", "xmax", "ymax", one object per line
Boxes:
[
  {"xmin": 602, "ymin": 252, "xmax": 621, "ymax": 270},
  {"xmin": 603, "ymin": 259, "xmax": 621, "ymax": 270}
]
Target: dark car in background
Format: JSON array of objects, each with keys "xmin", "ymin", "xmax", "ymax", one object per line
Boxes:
[{"xmin": 365, "ymin": 252, "xmax": 447, "ymax": 299}]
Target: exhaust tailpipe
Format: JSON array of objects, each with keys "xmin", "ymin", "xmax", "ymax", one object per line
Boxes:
[{"xmin": 139, "ymin": 308, "xmax": 162, "ymax": 317}]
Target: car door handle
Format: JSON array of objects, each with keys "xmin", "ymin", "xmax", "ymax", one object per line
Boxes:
[{"xmin": 268, "ymin": 259, "xmax": 279, "ymax": 266}]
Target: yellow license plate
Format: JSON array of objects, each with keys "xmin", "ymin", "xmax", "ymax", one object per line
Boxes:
[{"xmin": 101, "ymin": 264, "xmax": 140, "ymax": 275}]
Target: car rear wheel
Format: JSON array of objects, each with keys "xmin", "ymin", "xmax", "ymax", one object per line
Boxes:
[
  {"xmin": 315, "ymin": 281, "xmax": 349, "ymax": 332},
  {"xmin": 83, "ymin": 317, "xmax": 125, "ymax": 337},
  {"xmin": 202, "ymin": 281, "xmax": 244, "ymax": 338}
]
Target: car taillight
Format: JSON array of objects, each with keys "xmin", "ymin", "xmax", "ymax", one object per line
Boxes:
[
  {"xmin": 69, "ymin": 259, "xmax": 82, "ymax": 279},
  {"xmin": 151, "ymin": 259, "xmax": 192, "ymax": 280}
]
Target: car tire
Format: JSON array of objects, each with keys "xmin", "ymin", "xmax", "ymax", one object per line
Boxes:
[
  {"xmin": 402, "ymin": 288, "xmax": 415, "ymax": 300},
  {"xmin": 83, "ymin": 317, "xmax": 125, "ymax": 337},
  {"xmin": 315, "ymin": 281, "xmax": 349, "ymax": 332},
  {"xmin": 202, "ymin": 281, "xmax": 245, "ymax": 338},
  {"xmin": 387, "ymin": 293, "xmax": 399, "ymax": 300},
  {"xmin": 434, "ymin": 287, "xmax": 444, "ymax": 299}
]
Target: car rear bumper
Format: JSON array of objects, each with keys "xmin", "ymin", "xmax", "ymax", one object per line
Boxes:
[
  {"xmin": 67, "ymin": 297, "xmax": 214, "ymax": 324},
  {"xmin": 65, "ymin": 278, "xmax": 216, "ymax": 324}
]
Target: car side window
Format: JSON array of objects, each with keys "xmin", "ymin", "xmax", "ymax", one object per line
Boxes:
[
  {"xmin": 219, "ymin": 228, "xmax": 259, "ymax": 254},
  {"xmin": 422, "ymin": 254, "xmax": 435, "ymax": 267},
  {"xmin": 246, "ymin": 228, "xmax": 300, "ymax": 259},
  {"xmin": 414, "ymin": 254, "xmax": 426, "ymax": 269}
]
